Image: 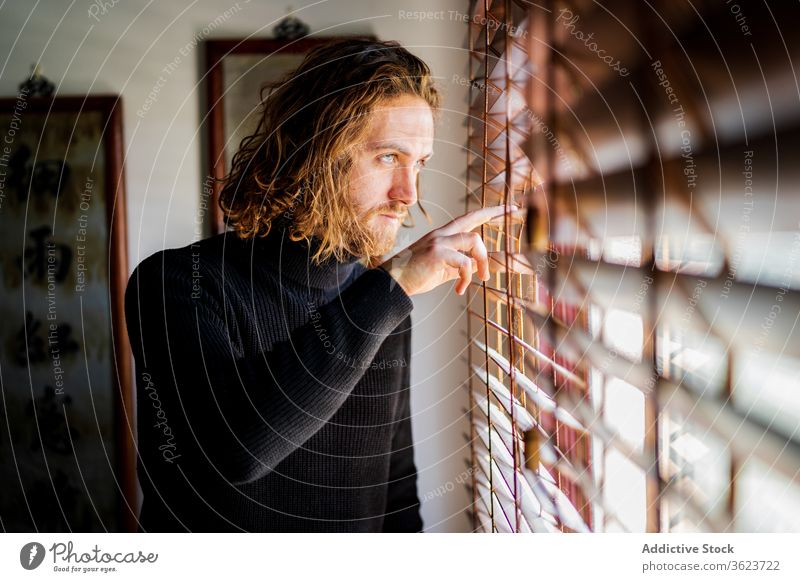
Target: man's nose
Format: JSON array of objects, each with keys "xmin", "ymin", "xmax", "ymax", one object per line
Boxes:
[{"xmin": 389, "ymin": 166, "xmax": 418, "ymax": 207}]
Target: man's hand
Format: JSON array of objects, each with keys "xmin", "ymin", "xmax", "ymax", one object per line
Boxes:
[{"xmin": 380, "ymin": 205, "xmax": 518, "ymax": 296}]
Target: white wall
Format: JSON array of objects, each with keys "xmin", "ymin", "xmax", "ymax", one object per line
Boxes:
[{"xmin": 0, "ymin": 0, "xmax": 473, "ymax": 532}]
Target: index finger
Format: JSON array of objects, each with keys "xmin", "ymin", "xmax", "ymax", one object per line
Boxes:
[{"xmin": 436, "ymin": 204, "xmax": 519, "ymax": 236}]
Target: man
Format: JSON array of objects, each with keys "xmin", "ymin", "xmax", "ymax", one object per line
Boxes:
[{"xmin": 125, "ymin": 38, "xmax": 508, "ymax": 532}]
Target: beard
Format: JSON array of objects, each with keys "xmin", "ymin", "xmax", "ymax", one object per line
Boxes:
[{"xmin": 345, "ymin": 202, "xmax": 408, "ymax": 263}]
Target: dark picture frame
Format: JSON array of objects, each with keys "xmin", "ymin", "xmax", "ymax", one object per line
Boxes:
[{"xmin": 0, "ymin": 94, "xmax": 136, "ymax": 532}]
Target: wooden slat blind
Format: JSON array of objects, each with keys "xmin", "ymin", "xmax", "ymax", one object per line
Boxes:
[{"xmin": 465, "ymin": 0, "xmax": 800, "ymax": 533}]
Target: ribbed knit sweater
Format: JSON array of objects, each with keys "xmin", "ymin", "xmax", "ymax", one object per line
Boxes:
[{"xmin": 124, "ymin": 225, "xmax": 421, "ymax": 532}]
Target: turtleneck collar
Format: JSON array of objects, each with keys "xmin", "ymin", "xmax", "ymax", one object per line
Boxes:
[{"xmin": 235, "ymin": 225, "xmax": 363, "ymax": 291}]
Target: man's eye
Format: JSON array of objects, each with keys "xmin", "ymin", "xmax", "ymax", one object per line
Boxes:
[{"xmin": 379, "ymin": 153, "xmax": 397, "ymax": 164}]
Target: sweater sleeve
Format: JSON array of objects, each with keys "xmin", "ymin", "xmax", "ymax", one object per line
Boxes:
[
  {"xmin": 382, "ymin": 327, "xmax": 423, "ymax": 532},
  {"xmin": 125, "ymin": 251, "xmax": 414, "ymax": 486}
]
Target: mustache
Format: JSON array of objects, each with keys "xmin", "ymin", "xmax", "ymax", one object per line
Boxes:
[{"xmin": 367, "ymin": 203, "xmax": 408, "ymax": 219}]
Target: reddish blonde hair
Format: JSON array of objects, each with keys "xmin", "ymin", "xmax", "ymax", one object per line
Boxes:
[{"xmin": 218, "ymin": 38, "xmax": 441, "ymax": 264}]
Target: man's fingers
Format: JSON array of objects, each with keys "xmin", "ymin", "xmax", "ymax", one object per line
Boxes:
[
  {"xmin": 440, "ymin": 248, "xmax": 474, "ymax": 295},
  {"xmin": 486, "ymin": 208, "xmax": 527, "ymax": 225},
  {"xmin": 438, "ymin": 232, "xmax": 490, "ymax": 281},
  {"xmin": 437, "ymin": 204, "xmax": 518, "ymax": 236}
]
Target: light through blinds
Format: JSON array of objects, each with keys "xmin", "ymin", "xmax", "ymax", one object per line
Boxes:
[{"xmin": 464, "ymin": 0, "xmax": 800, "ymax": 533}]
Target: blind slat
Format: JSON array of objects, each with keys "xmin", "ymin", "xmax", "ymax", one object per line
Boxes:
[{"xmin": 659, "ymin": 379, "xmax": 800, "ymax": 482}]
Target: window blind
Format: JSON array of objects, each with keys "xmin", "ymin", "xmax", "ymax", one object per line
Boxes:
[{"xmin": 464, "ymin": 0, "xmax": 800, "ymax": 533}]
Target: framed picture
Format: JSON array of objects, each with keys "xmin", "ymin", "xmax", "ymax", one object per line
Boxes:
[
  {"xmin": 203, "ymin": 36, "xmax": 373, "ymax": 233},
  {"xmin": 0, "ymin": 94, "xmax": 136, "ymax": 532}
]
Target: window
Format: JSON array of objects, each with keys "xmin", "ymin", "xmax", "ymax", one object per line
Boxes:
[{"xmin": 465, "ymin": 0, "xmax": 800, "ymax": 532}]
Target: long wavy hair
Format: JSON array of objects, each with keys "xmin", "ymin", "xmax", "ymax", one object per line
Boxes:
[{"xmin": 217, "ymin": 38, "xmax": 441, "ymax": 264}]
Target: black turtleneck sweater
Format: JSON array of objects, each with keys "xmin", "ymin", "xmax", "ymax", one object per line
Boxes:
[{"xmin": 124, "ymin": 226, "xmax": 421, "ymax": 532}]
